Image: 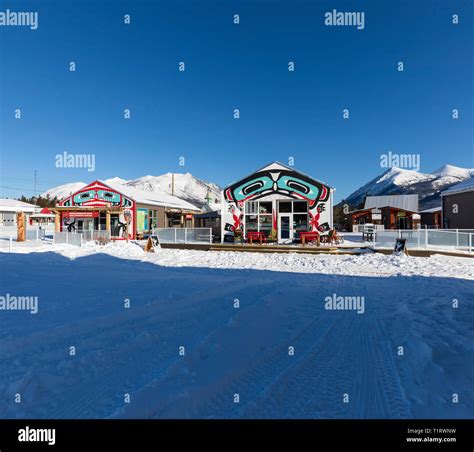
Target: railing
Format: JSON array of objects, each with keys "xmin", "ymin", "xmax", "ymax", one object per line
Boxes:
[
  {"xmin": 153, "ymin": 228, "xmax": 212, "ymax": 244},
  {"xmin": 353, "ymin": 224, "xmax": 385, "ymax": 233},
  {"xmin": 80, "ymin": 230, "xmax": 111, "ymax": 243},
  {"xmin": 53, "ymin": 231, "xmax": 83, "ymax": 247},
  {"xmin": 374, "ymin": 229, "xmax": 473, "ymax": 253}
]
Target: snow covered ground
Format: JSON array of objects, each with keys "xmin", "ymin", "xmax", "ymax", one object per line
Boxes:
[{"xmin": 0, "ymin": 241, "xmax": 472, "ymax": 419}]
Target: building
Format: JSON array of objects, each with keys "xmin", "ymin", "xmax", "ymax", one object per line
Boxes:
[
  {"xmin": 0, "ymin": 198, "xmax": 38, "ymax": 226},
  {"xmin": 350, "ymin": 194, "xmax": 420, "ymax": 230},
  {"xmin": 420, "ymin": 206, "xmax": 442, "ymax": 229},
  {"xmin": 194, "ymin": 210, "xmax": 221, "ymax": 242},
  {"xmin": 441, "ymin": 178, "xmax": 474, "ymax": 229},
  {"xmin": 221, "ymin": 162, "xmax": 334, "ymax": 243},
  {"xmin": 51, "ymin": 180, "xmax": 200, "ymax": 239},
  {"xmin": 30, "ymin": 207, "xmax": 56, "ymax": 225}
]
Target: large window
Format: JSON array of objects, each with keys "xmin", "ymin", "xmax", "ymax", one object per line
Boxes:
[{"xmin": 245, "ymin": 201, "xmax": 273, "ymax": 236}]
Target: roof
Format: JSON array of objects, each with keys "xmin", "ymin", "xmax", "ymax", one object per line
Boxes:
[
  {"xmin": 364, "ymin": 194, "xmax": 418, "ymax": 212},
  {"xmin": 441, "ymin": 177, "xmax": 474, "ymax": 196},
  {"xmin": 194, "ymin": 210, "xmax": 221, "ymax": 219},
  {"xmin": 0, "ymin": 198, "xmax": 38, "ymax": 213},
  {"xmin": 223, "ymin": 161, "xmax": 334, "ymax": 191},
  {"xmin": 99, "ymin": 180, "xmax": 199, "ymax": 211},
  {"xmin": 419, "ymin": 206, "xmax": 442, "ymax": 213}
]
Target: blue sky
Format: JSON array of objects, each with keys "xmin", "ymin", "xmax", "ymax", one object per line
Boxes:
[{"xmin": 1, "ymin": 0, "xmax": 472, "ymax": 202}]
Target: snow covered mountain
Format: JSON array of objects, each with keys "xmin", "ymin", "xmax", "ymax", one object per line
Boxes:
[
  {"xmin": 41, "ymin": 173, "xmax": 221, "ymax": 210},
  {"xmin": 340, "ymin": 165, "xmax": 474, "ymax": 210},
  {"xmin": 125, "ymin": 173, "xmax": 221, "ymax": 209}
]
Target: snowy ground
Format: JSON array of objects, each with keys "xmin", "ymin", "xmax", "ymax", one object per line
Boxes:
[{"xmin": 0, "ymin": 241, "xmax": 473, "ymax": 419}]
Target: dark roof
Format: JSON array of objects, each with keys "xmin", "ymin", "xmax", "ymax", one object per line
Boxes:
[{"xmin": 194, "ymin": 210, "xmax": 221, "ymax": 219}]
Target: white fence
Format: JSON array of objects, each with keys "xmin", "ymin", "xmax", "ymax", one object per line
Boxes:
[
  {"xmin": 80, "ymin": 230, "xmax": 111, "ymax": 243},
  {"xmin": 153, "ymin": 228, "xmax": 212, "ymax": 244},
  {"xmin": 353, "ymin": 224, "xmax": 385, "ymax": 233},
  {"xmin": 53, "ymin": 231, "xmax": 83, "ymax": 247},
  {"xmin": 374, "ymin": 229, "xmax": 473, "ymax": 253}
]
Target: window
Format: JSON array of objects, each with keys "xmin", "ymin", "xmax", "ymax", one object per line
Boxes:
[
  {"xmin": 149, "ymin": 210, "xmax": 158, "ymax": 229},
  {"xmin": 259, "ymin": 202, "xmax": 272, "ymax": 214},
  {"xmin": 279, "ymin": 201, "xmax": 292, "ymax": 213},
  {"xmin": 293, "ymin": 201, "xmax": 308, "ymax": 213},
  {"xmin": 246, "ymin": 201, "xmax": 258, "ymax": 214},
  {"xmin": 245, "ymin": 215, "xmax": 258, "ymax": 231},
  {"xmin": 293, "ymin": 214, "xmax": 308, "ymax": 232}
]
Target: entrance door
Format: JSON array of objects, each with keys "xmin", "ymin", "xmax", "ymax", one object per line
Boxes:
[{"xmin": 278, "ymin": 214, "xmax": 292, "ymax": 243}]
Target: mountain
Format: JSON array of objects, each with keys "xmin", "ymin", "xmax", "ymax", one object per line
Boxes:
[
  {"xmin": 340, "ymin": 165, "xmax": 474, "ymax": 210},
  {"xmin": 41, "ymin": 182, "xmax": 87, "ymax": 200},
  {"xmin": 125, "ymin": 173, "xmax": 221, "ymax": 209},
  {"xmin": 41, "ymin": 173, "xmax": 221, "ymax": 210}
]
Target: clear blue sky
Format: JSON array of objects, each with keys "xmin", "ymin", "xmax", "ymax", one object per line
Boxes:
[{"xmin": 1, "ymin": 0, "xmax": 472, "ymax": 202}]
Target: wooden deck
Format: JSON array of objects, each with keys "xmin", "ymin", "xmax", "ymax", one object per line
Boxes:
[{"xmin": 159, "ymin": 243, "xmax": 366, "ymax": 255}]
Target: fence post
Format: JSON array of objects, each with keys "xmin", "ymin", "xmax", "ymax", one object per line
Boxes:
[
  {"xmin": 398, "ymin": 229, "xmax": 401, "ymax": 238},
  {"xmin": 417, "ymin": 229, "xmax": 420, "ymax": 248},
  {"xmin": 456, "ymin": 229, "xmax": 459, "ymax": 248},
  {"xmin": 470, "ymin": 233, "xmax": 472, "ymax": 254},
  {"xmin": 424, "ymin": 228, "xmax": 428, "ymax": 248},
  {"xmin": 184, "ymin": 228, "xmax": 187, "ymax": 244},
  {"xmin": 209, "ymin": 227, "xmax": 212, "ymax": 244},
  {"xmin": 66, "ymin": 233, "xmax": 69, "ymax": 245},
  {"xmin": 36, "ymin": 229, "xmax": 39, "ymax": 241},
  {"xmin": 174, "ymin": 228, "xmax": 177, "ymax": 243}
]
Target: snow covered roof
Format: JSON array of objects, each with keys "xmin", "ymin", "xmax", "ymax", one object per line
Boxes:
[
  {"xmin": 419, "ymin": 206, "xmax": 442, "ymax": 213},
  {"xmin": 364, "ymin": 194, "xmax": 418, "ymax": 212},
  {"xmin": 441, "ymin": 177, "xmax": 474, "ymax": 196},
  {"xmin": 101, "ymin": 180, "xmax": 199, "ymax": 211},
  {"xmin": 0, "ymin": 198, "xmax": 38, "ymax": 213}
]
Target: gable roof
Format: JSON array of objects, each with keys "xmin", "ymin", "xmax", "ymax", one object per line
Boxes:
[
  {"xmin": 364, "ymin": 194, "xmax": 418, "ymax": 212},
  {"xmin": 223, "ymin": 161, "xmax": 334, "ymax": 191},
  {"xmin": 100, "ymin": 180, "xmax": 199, "ymax": 210},
  {"xmin": 62, "ymin": 180, "xmax": 199, "ymax": 211},
  {"xmin": 441, "ymin": 177, "xmax": 474, "ymax": 196},
  {"xmin": 0, "ymin": 198, "xmax": 38, "ymax": 212}
]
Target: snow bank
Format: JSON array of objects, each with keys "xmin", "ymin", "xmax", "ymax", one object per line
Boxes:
[{"xmin": 2, "ymin": 240, "xmax": 473, "ymax": 280}]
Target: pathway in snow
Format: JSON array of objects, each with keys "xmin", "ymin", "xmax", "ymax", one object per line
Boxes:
[{"xmin": 0, "ymin": 251, "xmax": 472, "ymax": 419}]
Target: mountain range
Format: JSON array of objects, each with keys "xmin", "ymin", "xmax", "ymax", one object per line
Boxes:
[
  {"xmin": 340, "ymin": 165, "xmax": 474, "ymax": 211},
  {"xmin": 41, "ymin": 173, "xmax": 222, "ymax": 209}
]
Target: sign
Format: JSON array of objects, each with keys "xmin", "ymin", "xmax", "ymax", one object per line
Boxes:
[
  {"xmin": 394, "ymin": 238, "xmax": 407, "ymax": 254},
  {"xmin": 185, "ymin": 214, "xmax": 193, "ymax": 220},
  {"xmin": 371, "ymin": 213, "xmax": 382, "ymax": 220},
  {"xmin": 63, "ymin": 211, "xmax": 99, "ymax": 218},
  {"xmin": 145, "ymin": 235, "xmax": 160, "ymax": 252},
  {"xmin": 397, "ymin": 211, "xmax": 406, "ymax": 217}
]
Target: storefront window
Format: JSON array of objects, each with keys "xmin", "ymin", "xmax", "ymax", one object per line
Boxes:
[
  {"xmin": 259, "ymin": 215, "xmax": 272, "ymax": 236},
  {"xmin": 259, "ymin": 202, "xmax": 272, "ymax": 214},
  {"xmin": 293, "ymin": 214, "xmax": 308, "ymax": 232},
  {"xmin": 245, "ymin": 215, "xmax": 258, "ymax": 231},
  {"xmin": 279, "ymin": 201, "xmax": 292, "ymax": 213},
  {"xmin": 293, "ymin": 201, "xmax": 308, "ymax": 212}
]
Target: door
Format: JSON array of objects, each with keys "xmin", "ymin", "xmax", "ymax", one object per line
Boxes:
[{"xmin": 278, "ymin": 214, "xmax": 292, "ymax": 243}]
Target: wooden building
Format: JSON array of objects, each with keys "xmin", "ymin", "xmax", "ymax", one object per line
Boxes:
[
  {"xmin": 51, "ymin": 180, "xmax": 200, "ymax": 239},
  {"xmin": 441, "ymin": 178, "xmax": 474, "ymax": 229},
  {"xmin": 350, "ymin": 195, "xmax": 420, "ymax": 230}
]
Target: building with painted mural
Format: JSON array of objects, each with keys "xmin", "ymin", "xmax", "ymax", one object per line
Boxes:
[
  {"xmin": 221, "ymin": 162, "xmax": 334, "ymax": 244},
  {"xmin": 51, "ymin": 180, "xmax": 200, "ymax": 239}
]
